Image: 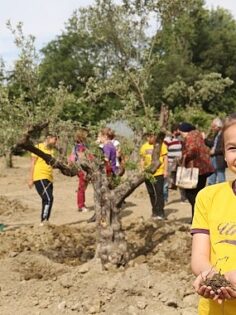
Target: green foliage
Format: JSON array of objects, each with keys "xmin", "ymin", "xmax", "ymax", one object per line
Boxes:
[
  {"xmin": 2, "ymin": 0, "xmax": 236, "ymax": 162},
  {"xmin": 0, "ymin": 24, "xmax": 78, "ymax": 159},
  {"xmin": 145, "ymin": 1, "xmax": 236, "ymax": 114},
  {"xmin": 145, "ymin": 0, "xmax": 206, "ymax": 108},
  {"xmin": 39, "ymin": 11, "xmax": 97, "ymax": 94},
  {"xmin": 71, "ymin": 1, "xmax": 166, "ymax": 136},
  {"xmin": 171, "ymin": 105, "xmax": 214, "ymax": 130},
  {"xmin": 193, "ymin": 8, "xmax": 236, "ymax": 79},
  {"xmin": 38, "ymin": 0, "xmax": 236, "ymax": 127},
  {"xmin": 163, "ymin": 73, "xmax": 233, "ymax": 112}
]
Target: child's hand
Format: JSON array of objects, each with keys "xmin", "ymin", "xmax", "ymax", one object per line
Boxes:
[
  {"xmin": 225, "ymin": 270, "xmax": 236, "ymax": 287},
  {"xmin": 220, "ymin": 271, "xmax": 236, "ymax": 300},
  {"xmin": 193, "ymin": 269, "xmax": 236, "ymax": 303},
  {"xmin": 28, "ymin": 179, "xmax": 34, "ymax": 189},
  {"xmin": 214, "ymin": 287, "xmax": 236, "ymax": 302},
  {"xmin": 193, "ymin": 269, "xmax": 217, "ymax": 300}
]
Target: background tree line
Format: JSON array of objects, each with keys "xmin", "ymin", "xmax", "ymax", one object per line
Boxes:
[
  {"xmin": 1, "ymin": 0, "xmax": 236, "ymax": 161},
  {"xmin": 38, "ymin": 0, "xmax": 236, "ymax": 123}
]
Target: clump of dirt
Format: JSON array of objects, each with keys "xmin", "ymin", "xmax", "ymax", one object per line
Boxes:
[
  {"xmin": 125, "ymin": 219, "xmax": 192, "ymax": 273},
  {"xmin": 0, "ymin": 195, "xmax": 30, "ymax": 215},
  {"xmin": 0, "ymin": 224, "xmax": 96, "ymax": 266},
  {"xmin": 12, "ymin": 252, "xmax": 67, "ymax": 281},
  {"xmin": 202, "ymin": 273, "xmax": 234, "ymax": 292}
]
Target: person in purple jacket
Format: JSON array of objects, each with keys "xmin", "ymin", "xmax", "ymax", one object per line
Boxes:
[
  {"xmin": 97, "ymin": 127, "xmax": 118, "ymax": 176},
  {"xmin": 87, "ymin": 127, "xmax": 117, "ymax": 223}
]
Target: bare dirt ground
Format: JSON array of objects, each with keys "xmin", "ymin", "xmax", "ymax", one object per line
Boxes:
[{"xmin": 1, "ymin": 156, "xmax": 231, "ymax": 315}]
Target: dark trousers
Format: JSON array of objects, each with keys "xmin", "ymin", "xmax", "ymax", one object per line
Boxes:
[
  {"xmin": 145, "ymin": 175, "xmax": 165, "ymax": 217},
  {"xmin": 34, "ymin": 179, "xmax": 54, "ymax": 222},
  {"xmin": 184, "ymin": 174, "xmax": 208, "ymax": 222}
]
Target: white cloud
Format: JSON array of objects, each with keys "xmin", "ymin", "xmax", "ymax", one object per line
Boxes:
[
  {"xmin": 1, "ymin": 0, "xmax": 94, "ymax": 36},
  {"xmin": 0, "ymin": 0, "xmax": 94, "ymax": 66},
  {"xmin": 205, "ymin": 0, "xmax": 236, "ymax": 16}
]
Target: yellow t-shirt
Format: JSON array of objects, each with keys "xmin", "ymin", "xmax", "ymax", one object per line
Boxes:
[
  {"xmin": 139, "ymin": 142, "xmax": 167, "ymax": 176},
  {"xmin": 31, "ymin": 143, "xmax": 54, "ymax": 182},
  {"xmin": 191, "ymin": 182, "xmax": 236, "ymax": 314}
]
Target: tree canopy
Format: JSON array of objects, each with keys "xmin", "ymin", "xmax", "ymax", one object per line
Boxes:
[{"xmin": 1, "ymin": 0, "xmax": 236, "ymax": 155}]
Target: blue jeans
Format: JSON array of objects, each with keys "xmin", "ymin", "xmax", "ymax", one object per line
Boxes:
[
  {"xmin": 207, "ymin": 156, "xmax": 226, "ymax": 185},
  {"xmin": 163, "ymin": 178, "xmax": 169, "ymax": 202}
]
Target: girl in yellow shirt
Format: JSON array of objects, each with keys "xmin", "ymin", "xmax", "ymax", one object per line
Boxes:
[
  {"xmin": 140, "ymin": 132, "xmax": 168, "ymax": 220},
  {"xmin": 28, "ymin": 134, "xmax": 58, "ymax": 224},
  {"xmin": 191, "ymin": 114, "xmax": 236, "ymax": 314}
]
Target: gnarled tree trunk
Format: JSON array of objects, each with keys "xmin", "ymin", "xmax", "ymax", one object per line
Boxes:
[
  {"xmin": 4, "ymin": 150, "xmax": 13, "ymax": 168},
  {"xmin": 14, "ymin": 123, "xmax": 161, "ymax": 268}
]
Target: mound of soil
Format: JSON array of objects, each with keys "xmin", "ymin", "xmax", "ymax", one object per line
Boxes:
[
  {"xmin": 0, "ymin": 156, "xmax": 200, "ymax": 315},
  {"xmin": 0, "ymin": 215, "xmax": 197, "ymax": 314},
  {"xmin": 0, "ymin": 224, "xmax": 96, "ymax": 265}
]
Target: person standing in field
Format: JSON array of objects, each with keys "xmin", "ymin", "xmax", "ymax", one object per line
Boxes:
[
  {"xmin": 97, "ymin": 127, "xmax": 118, "ymax": 176},
  {"xmin": 205, "ymin": 117, "xmax": 226, "ymax": 185},
  {"xmin": 68, "ymin": 129, "xmax": 89, "ymax": 212},
  {"xmin": 178, "ymin": 122, "xmax": 214, "ymax": 222},
  {"xmin": 140, "ymin": 131, "xmax": 168, "ymax": 220},
  {"xmin": 28, "ymin": 134, "xmax": 58, "ymax": 225},
  {"xmin": 191, "ymin": 113, "xmax": 236, "ymax": 314},
  {"xmin": 164, "ymin": 124, "xmax": 186, "ymax": 203},
  {"xmin": 87, "ymin": 127, "xmax": 117, "ymax": 223},
  {"xmin": 110, "ymin": 130, "xmax": 125, "ymax": 177}
]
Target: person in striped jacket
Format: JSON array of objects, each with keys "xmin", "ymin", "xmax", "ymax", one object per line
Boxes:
[{"xmin": 164, "ymin": 124, "xmax": 186, "ymax": 203}]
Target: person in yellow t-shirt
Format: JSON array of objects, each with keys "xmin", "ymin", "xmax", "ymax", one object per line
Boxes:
[
  {"xmin": 28, "ymin": 134, "xmax": 58, "ymax": 224},
  {"xmin": 191, "ymin": 113, "xmax": 236, "ymax": 315},
  {"xmin": 140, "ymin": 132, "xmax": 168, "ymax": 220}
]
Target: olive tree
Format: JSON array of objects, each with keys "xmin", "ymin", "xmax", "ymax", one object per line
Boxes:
[{"xmin": 0, "ymin": 22, "xmax": 77, "ymax": 167}]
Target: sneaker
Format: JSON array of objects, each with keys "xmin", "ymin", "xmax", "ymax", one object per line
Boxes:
[
  {"xmin": 78, "ymin": 207, "xmax": 89, "ymax": 213},
  {"xmin": 152, "ymin": 215, "xmax": 165, "ymax": 221},
  {"xmin": 39, "ymin": 221, "xmax": 50, "ymax": 226}
]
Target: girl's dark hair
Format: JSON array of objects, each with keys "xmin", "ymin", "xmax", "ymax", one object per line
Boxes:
[
  {"xmin": 171, "ymin": 123, "xmax": 179, "ymax": 133},
  {"xmin": 156, "ymin": 131, "xmax": 166, "ymax": 145}
]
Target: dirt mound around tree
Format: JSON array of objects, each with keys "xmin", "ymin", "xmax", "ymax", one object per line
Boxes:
[
  {"xmin": 0, "ymin": 213, "xmax": 197, "ymax": 315},
  {"xmin": 0, "ymin": 157, "xmax": 199, "ymax": 315},
  {"xmin": 125, "ymin": 218, "xmax": 192, "ymax": 273},
  {"xmin": 0, "ymin": 223, "xmax": 96, "ymax": 266}
]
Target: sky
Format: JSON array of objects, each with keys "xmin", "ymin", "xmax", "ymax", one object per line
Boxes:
[{"xmin": 1, "ymin": 0, "xmax": 236, "ymax": 68}]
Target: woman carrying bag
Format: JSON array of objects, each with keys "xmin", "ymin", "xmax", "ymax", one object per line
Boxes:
[{"xmin": 178, "ymin": 123, "xmax": 214, "ymax": 222}]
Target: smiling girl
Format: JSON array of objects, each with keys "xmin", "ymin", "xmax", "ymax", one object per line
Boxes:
[{"xmin": 191, "ymin": 113, "xmax": 236, "ymax": 314}]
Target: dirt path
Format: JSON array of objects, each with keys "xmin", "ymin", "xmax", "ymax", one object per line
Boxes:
[{"xmin": 0, "ymin": 156, "xmax": 192, "ymax": 227}]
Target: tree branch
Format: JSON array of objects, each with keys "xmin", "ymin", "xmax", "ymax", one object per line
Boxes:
[
  {"xmin": 114, "ymin": 143, "xmax": 161, "ymax": 207},
  {"xmin": 14, "ymin": 123, "xmax": 78, "ymax": 176},
  {"xmin": 114, "ymin": 172, "xmax": 145, "ymax": 207},
  {"xmin": 22, "ymin": 142, "xmax": 78, "ymax": 176}
]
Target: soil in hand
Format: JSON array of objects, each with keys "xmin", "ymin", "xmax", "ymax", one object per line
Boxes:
[{"xmin": 202, "ymin": 273, "xmax": 233, "ymax": 292}]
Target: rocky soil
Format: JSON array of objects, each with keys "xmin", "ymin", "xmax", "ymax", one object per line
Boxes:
[{"xmin": 0, "ymin": 156, "xmax": 208, "ymax": 315}]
